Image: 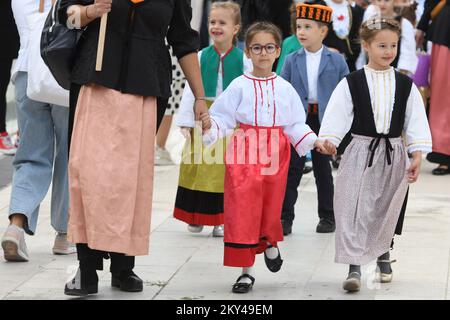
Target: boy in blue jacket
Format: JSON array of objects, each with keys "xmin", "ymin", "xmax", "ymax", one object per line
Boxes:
[{"xmin": 280, "ymin": 0, "xmax": 349, "ymax": 235}]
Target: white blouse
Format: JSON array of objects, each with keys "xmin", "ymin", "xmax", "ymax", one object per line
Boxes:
[
  {"xmin": 305, "ymin": 46, "xmax": 323, "ymax": 104},
  {"xmin": 175, "ymin": 50, "xmax": 253, "ymax": 128},
  {"xmin": 203, "ymin": 73, "xmax": 317, "ymax": 157},
  {"xmin": 318, "ymin": 66, "xmax": 432, "ymax": 154}
]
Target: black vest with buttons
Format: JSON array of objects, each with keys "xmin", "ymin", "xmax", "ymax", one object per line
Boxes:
[{"xmin": 345, "ymin": 68, "xmax": 412, "ymax": 167}]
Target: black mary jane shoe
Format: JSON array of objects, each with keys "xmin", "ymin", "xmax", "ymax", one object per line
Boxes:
[
  {"xmin": 264, "ymin": 246, "xmax": 283, "ymax": 273},
  {"xmin": 432, "ymin": 165, "xmax": 450, "ymax": 176},
  {"xmin": 232, "ymin": 274, "xmax": 255, "ymax": 294},
  {"xmin": 111, "ymin": 270, "xmax": 143, "ymax": 292},
  {"xmin": 64, "ymin": 268, "xmax": 98, "ymax": 297}
]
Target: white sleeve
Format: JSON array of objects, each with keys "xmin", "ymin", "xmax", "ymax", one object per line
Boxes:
[
  {"xmin": 174, "ymin": 81, "xmax": 196, "ymax": 127},
  {"xmin": 243, "ymin": 55, "xmax": 253, "ymax": 73},
  {"xmin": 363, "ymin": 4, "xmax": 379, "ymax": 22},
  {"xmin": 174, "ymin": 51, "xmax": 202, "ymax": 128},
  {"xmin": 203, "ymin": 81, "xmax": 240, "ymax": 146},
  {"xmin": 318, "ymin": 78, "xmax": 354, "ymax": 147},
  {"xmin": 283, "ymin": 86, "xmax": 317, "ymax": 157},
  {"xmin": 403, "ymin": 84, "xmax": 433, "ymax": 153},
  {"xmin": 397, "ymin": 20, "xmax": 418, "ymax": 75}
]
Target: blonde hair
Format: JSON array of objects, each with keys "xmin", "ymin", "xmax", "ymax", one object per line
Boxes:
[
  {"xmin": 360, "ymin": 16, "xmax": 401, "ymax": 43},
  {"xmin": 210, "ymin": 1, "xmax": 242, "ymax": 26},
  {"xmin": 209, "ymin": 1, "xmax": 242, "ymax": 45}
]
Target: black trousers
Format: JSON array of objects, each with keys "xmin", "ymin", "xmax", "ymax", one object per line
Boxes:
[
  {"xmin": 281, "ymin": 113, "xmax": 334, "ymax": 223},
  {"xmin": 76, "ymin": 243, "xmax": 135, "ymax": 274},
  {"xmin": 0, "ymin": 58, "xmax": 13, "ymax": 133}
]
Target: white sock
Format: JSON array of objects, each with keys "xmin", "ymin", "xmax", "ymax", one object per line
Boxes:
[
  {"xmin": 238, "ymin": 267, "xmax": 254, "ymax": 284},
  {"xmin": 265, "ymin": 243, "xmax": 279, "ymax": 259}
]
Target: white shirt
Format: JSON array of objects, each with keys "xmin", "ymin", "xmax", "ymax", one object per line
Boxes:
[
  {"xmin": 11, "ymin": 0, "xmax": 52, "ymax": 82},
  {"xmin": 305, "ymin": 46, "xmax": 323, "ymax": 104},
  {"xmin": 318, "ymin": 66, "xmax": 432, "ymax": 154},
  {"xmin": 325, "ymin": 0, "xmax": 351, "ymax": 39},
  {"xmin": 204, "ymin": 73, "xmax": 317, "ymax": 157},
  {"xmin": 175, "ymin": 49, "xmax": 253, "ymax": 128}
]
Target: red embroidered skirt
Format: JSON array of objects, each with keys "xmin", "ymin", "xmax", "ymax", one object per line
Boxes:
[{"xmin": 223, "ymin": 123, "xmax": 290, "ymax": 267}]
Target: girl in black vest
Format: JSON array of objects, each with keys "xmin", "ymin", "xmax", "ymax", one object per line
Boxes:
[{"xmin": 318, "ymin": 17, "xmax": 432, "ymax": 292}]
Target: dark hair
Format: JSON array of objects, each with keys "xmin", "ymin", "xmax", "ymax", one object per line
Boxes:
[
  {"xmin": 360, "ymin": 16, "xmax": 401, "ymax": 43},
  {"xmin": 245, "ymin": 22, "xmax": 283, "ymax": 48}
]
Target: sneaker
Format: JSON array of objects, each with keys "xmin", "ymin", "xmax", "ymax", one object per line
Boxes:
[
  {"xmin": 53, "ymin": 233, "xmax": 77, "ymax": 255},
  {"xmin": 212, "ymin": 225, "xmax": 224, "ymax": 237},
  {"xmin": 155, "ymin": 146, "xmax": 174, "ymax": 166},
  {"xmin": 0, "ymin": 132, "xmax": 17, "ymax": 155},
  {"xmin": 1, "ymin": 224, "xmax": 29, "ymax": 262},
  {"xmin": 376, "ymin": 258, "xmax": 396, "ymax": 283},
  {"xmin": 187, "ymin": 224, "xmax": 204, "ymax": 233}
]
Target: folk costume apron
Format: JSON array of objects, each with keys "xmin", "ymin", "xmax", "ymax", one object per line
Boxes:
[{"xmin": 174, "ymin": 46, "xmax": 244, "ymax": 226}]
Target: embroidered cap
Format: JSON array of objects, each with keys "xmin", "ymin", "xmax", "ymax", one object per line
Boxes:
[{"xmin": 296, "ymin": 3, "xmax": 333, "ymax": 24}]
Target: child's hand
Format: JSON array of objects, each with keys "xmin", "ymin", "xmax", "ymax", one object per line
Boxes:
[
  {"xmin": 200, "ymin": 112, "xmax": 212, "ymax": 131},
  {"xmin": 314, "ymin": 140, "xmax": 328, "ymax": 154},
  {"xmin": 323, "ymin": 140, "xmax": 337, "ymax": 155},
  {"xmin": 180, "ymin": 127, "xmax": 191, "ymax": 139},
  {"xmin": 407, "ymin": 151, "xmax": 422, "ymax": 183},
  {"xmin": 194, "ymin": 100, "xmax": 209, "ymax": 130}
]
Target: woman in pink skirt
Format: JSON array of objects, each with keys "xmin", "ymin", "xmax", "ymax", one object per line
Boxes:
[{"xmin": 59, "ymin": 0, "xmax": 209, "ymax": 296}]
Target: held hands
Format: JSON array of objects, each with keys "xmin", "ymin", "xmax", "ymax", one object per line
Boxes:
[
  {"xmin": 87, "ymin": 0, "xmax": 112, "ymax": 19},
  {"xmin": 200, "ymin": 112, "xmax": 212, "ymax": 131},
  {"xmin": 314, "ymin": 139, "xmax": 336, "ymax": 155},
  {"xmin": 407, "ymin": 152, "xmax": 422, "ymax": 183},
  {"xmin": 194, "ymin": 99, "xmax": 211, "ymax": 131}
]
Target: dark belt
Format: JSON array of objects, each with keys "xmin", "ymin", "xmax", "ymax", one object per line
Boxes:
[
  {"xmin": 308, "ymin": 103, "xmax": 318, "ymax": 114},
  {"xmin": 368, "ymin": 135, "xmax": 394, "ymax": 168}
]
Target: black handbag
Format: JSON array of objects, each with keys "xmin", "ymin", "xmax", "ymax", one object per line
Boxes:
[{"xmin": 40, "ymin": 0, "xmax": 82, "ymax": 90}]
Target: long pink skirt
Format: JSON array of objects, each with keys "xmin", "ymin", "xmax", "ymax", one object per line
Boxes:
[
  {"xmin": 68, "ymin": 84, "xmax": 156, "ymax": 256},
  {"xmin": 429, "ymin": 44, "xmax": 450, "ymax": 156}
]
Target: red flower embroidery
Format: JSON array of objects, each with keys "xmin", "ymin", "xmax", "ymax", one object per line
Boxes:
[{"xmin": 338, "ymin": 14, "xmax": 345, "ymax": 21}]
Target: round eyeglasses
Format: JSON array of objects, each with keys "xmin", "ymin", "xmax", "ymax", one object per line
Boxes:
[{"xmin": 248, "ymin": 43, "xmax": 279, "ymax": 55}]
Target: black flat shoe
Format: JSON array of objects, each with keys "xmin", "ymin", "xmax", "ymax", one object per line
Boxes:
[
  {"xmin": 232, "ymin": 274, "xmax": 255, "ymax": 294},
  {"xmin": 432, "ymin": 165, "xmax": 450, "ymax": 175},
  {"xmin": 111, "ymin": 270, "xmax": 143, "ymax": 292},
  {"xmin": 264, "ymin": 246, "xmax": 283, "ymax": 273},
  {"xmin": 316, "ymin": 218, "xmax": 335, "ymax": 233},
  {"xmin": 281, "ymin": 220, "xmax": 292, "ymax": 236},
  {"xmin": 64, "ymin": 268, "xmax": 98, "ymax": 297}
]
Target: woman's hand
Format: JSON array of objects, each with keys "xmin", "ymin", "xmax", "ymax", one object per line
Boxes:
[
  {"xmin": 194, "ymin": 100, "xmax": 211, "ymax": 130},
  {"xmin": 407, "ymin": 151, "xmax": 422, "ymax": 183},
  {"xmin": 87, "ymin": 0, "xmax": 112, "ymax": 19}
]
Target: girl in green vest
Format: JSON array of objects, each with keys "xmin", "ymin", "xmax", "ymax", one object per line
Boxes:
[{"xmin": 174, "ymin": 1, "xmax": 252, "ymax": 237}]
